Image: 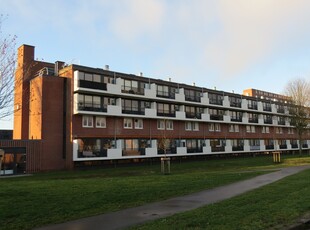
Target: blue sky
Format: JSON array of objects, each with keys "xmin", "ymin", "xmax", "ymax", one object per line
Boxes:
[{"xmin": 1, "ymin": 0, "xmax": 310, "ymax": 129}]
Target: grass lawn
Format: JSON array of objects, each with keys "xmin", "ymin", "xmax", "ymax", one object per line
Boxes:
[
  {"xmin": 0, "ymin": 154, "xmax": 309, "ymax": 230},
  {"xmin": 132, "ymin": 167, "xmax": 310, "ymax": 230}
]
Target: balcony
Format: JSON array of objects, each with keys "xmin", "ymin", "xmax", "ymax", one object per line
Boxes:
[
  {"xmin": 122, "ymin": 148, "xmax": 146, "ymax": 156},
  {"xmin": 185, "ymin": 112, "xmax": 201, "ymax": 119},
  {"xmin": 157, "ymin": 112, "xmax": 176, "ymax": 117},
  {"xmin": 230, "ymin": 102, "xmax": 242, "ymax": 108},
  {"xmin": 278, "ymin": 121, "xmax": 286, "ymax": 125},
  {"xmin": 211, "ymin": 146, "xmax": 225, "ymax": 152},
  {"xmin": 156, "ymin": 91, "xmax": 175, "ymax": 99},
  {"xmin": 121, "ymin": 87, "xmax": 145, "ymax": 95},
  {"xmin": 209, "ymin": 99, "xmax": 223, "ymax": 106},
  {"xmin": 291, "ymin": 144, "xmax": 298, "ymax": 148},
  {"xmin": 158, "ymin": 148, "xmax": 177, "ymax": 155},
  {"xmin": 263, "ymin": 106, "xmax": 272, "ymax": 112},
  {"xmin": 302, "ymin": 144, "xmax": 309, "ymax": 148},
  {"xmin": 248, "ymin": 117, "xmax": 259, "ymax": 123},
  {"xmin": 279, "ymin": 144, "xmax": 287, "ymax": 149},
  {"xmin": 122, "ymin": 109, "xmax": 145, "ymax": 115},
  {"xmin": 231, "ymin": 116, "xmax": 242, "ymax": 122},
  {"xmin": 277, "ymin": 108, "xmax": 285, "ymax": 113},
  {"xmin": 79, "ymin": 80, "xmax": 107, "ymax": 91},
  {"xmin": 264, "ymin": 119, "xmax": 273, "ymax": 124},
  {"xmin": 78, "ymin": 149, "xmax": 107, "ymax": 158},
  {"xmin": 210, "ymin": 114, "xmax": 224, "ymax": 121},
  {"xmin": 187, "ymin": 147, "xmax": 203, "ymax": 153},
  {"xmin": 232, "ymin": 146, "xmax": 244, "ymax": 151},
  {"xmin": 248, "ymin": 104, "xmax": 258, "ymax": 110},
  {"xmin": 265, "ymin": 145, "xmax": 274, "ymax": 150},
  {"xmin": 78, "ymin": 103, "xmax": 107, "ymax": 112},
  {"xmin": 250, "ymin": 146, "xmax": 260, "ymax": 151},
  {"xmin": 185, "ymin": 95, "xmax": 201, "ymax": 103}
]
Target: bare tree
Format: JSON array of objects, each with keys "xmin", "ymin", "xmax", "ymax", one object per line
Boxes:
[
  {"xmin": 0, "ymin": 15, "xmax": 17, "ymax": 119},
  {"xmin": 284, "ymin": 78, "xmax": 310, "ymax": 155}
]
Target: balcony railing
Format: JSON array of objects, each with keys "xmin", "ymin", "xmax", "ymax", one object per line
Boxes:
[
  {"xmin": 185, "ymin": 112, "xmax": 202, "ymax": 119},
  {"xmin": 187, "ymin": 147, "xmax": 203, "ymax": 153},
  {"xmin": 185, "ymin": 95, "xmax": 201, "ymax": 103},
  {"xmin": 122, "ymin": 109, "xmax": 145, "ymax": 115},
  {"xmin": 232, "ymin": 146, "xmax": 244, "ymax": 151},
  {"xmin": 248, "ymin": 104, "xmax": 258, "ymax": 110},
  {"xmin": 302, "ymin": 144, "xmax": 309, "ymax": 148},
  {"xmin": 230, "ymin": 102, "xmax": 242, "ymax": 108},
  {"xmin": 265, "ymin": 145, "xmax": 274, "ymax": 150},
  {"xmin": 156, "ymin": 91, "xmax": 175, "ymax": 99},
  {"xmin": 79, "ymin": 80, "xmax": 107, "ymax": 91},
  {"xmin": 249, "ymin": 118, "xmax": 258, "ymax": 123},
  {"xmin": 78, "ymin": 103, "xmax": 107, "ymax": 112},
  {"xmin": 122, "ymin": 148, "xmax": 146, "ymax": 156},
  {"xmin": 121, "ymin": 87, "xmax": 145, "ymax": 95},
  {"xmin": 291, "ymin": 144, "xmax": 298, "ymax": 148},
  {"xmin": 263, "ymin": 106, "xmax": 272, "ymax": 112},
  {"xmin": 209, "ymin": 99, "xmax": 223, "ymax": 106},
  {"xmin": 277, "ymin": 108, "xmax": 285, "ymax": 113},
  {"xmin": 157, "ymin": 112, "xmax": 176, "ymax": 117},
  {"xmin": 211, "ymin": 146, "xmax": 225, "ymax": 152},
  {"xmin": 279, "ymin": 144, "xmax": 287, "ymax": 149},
  {"xmin": 250, "ymin": 146, "xmax": 260, "ymax": 151},
  {"xmin": 231, "ymin": 116, "xmax": 242, "ymax": 122},
  {"xmin": 210, "ymin": 114, "xmax": 224, "ymax": 121},
  {"xmin": 264, "ymin": 119, "xmax": 273, "ymax": 124},
  {"xmin": 158, "ymin": 148, "xmax": 177, "ymax": 155},
  {"xmin": 278, "ymin": 121, "xmax": 286, "ymax": 125},
  {"xmin": 78, "ymin": 149, "xmax": 107, "ymax": 158}
]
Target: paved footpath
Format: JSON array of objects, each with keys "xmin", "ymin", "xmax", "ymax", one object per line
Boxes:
[{"xmin": 37, "ymin": 165, "xmax": 310, "ymax": 230}]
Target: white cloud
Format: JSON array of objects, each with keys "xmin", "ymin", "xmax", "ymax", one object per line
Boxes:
[{"xmin": 108, "ymin": 0, "xmax": 166, "ymax": 43}]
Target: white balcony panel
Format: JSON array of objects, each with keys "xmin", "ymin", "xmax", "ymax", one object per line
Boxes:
[
  {"xmin": 145, "ymin": 148, "xmax": 157, "ymax": 157},
  {"xmin": 107, "ymin": 105, "xmax": 122, "ymax": 116},
  {"xmin": 176, "ymin": 111, "xmax": 186, "ymax": 119},
  {"xmin": 201, "ymin": 113, "xmax": 210, "ymax": 121},
  {"xmin": 177, "ymin": 147, "xmax": 187, "ymax": 155},
  {"xmin": 201, "ymin": 93, "xmax": 209, "ymax": 105},
  {"xmin": 223, "ymin": 96, "xmax": 230, "ymax": 107},
  {"xmin": 145, "ymin": 84, "xmax": 157, "ymax": 98},
  {"xmin": 107, "ymin": 149, "xmax": 122, "ymax": 159},
  {"xmin": 145, "ymin": 108, "xmax": 157, "ymax": 118},
  {"xmin": 107, "ymin": 83, "xmax": 121, "ymax": 94}
]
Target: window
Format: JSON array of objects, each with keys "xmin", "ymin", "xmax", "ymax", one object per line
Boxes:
[
  {"xmin": 184, "ymin": 89, "xmax": 201, "ymax": 102},
  {"xmin": 82, "ymin": 115, "xmax": 93, "ymax": 127},
  {"xmin": 122, "ymin": 99, "xmax": 145, "ymax": 115},
  {"xmin": 156, "ymin": 85, "xmax": 176, "ymax": 98},
  {"xmin": 246, "ymin": 125, "xmax": 255, "ymax": 133},
  {"xmin": 185, "ymin": 106, "xmax": 203, "ymax": 119},
  {"xmin": 262, "ymin": 126, "xmax": 270, "ymax": 133},
  {"xmin": 157, "ymin": 103, "xmax": 175, "ymax": 116},
  {"xmin": 209, "ymin": 123, "xmax": 221, "ymax": 132},
  {"xmin": 185, "ymin": 122, "xmax": 199, "ymax": 131},
  {"xmin": 248, "ymin": 100, "xmax": 258, "ymax": 110},
  {"xmin": 157, "ymin": 120, "xmax": 165, "ymax": 129},
  {"xmin": 229, "ymin": 124, "xmax": 239, "ymax": 132},
  {"xmin": 96, "ymin": 117, "xmax": 106, "ymax": 128},
  {"xmin": 229, "ymin": 96, "xmax": 242, "ymax": 107},
  {"xmin": 276, "ymin": 127, "xmax": 283, "ymax": 134},
  {"xmin": 124, "ymin": 118, "xmax": 133, "ymax": 129},
  {"xmin": 288, "ymin": 128, "xmax": 294, "ymax": 134},
  {"xmin": 230, "ymin": 111, "xmax": 243, "ymax": 122},
  {"xmin": 209, "ymin": 93, "xmax": 223, "ymax": 105},
  {"xmin": 166, "ymin": 120, "xmax": 174, "ymax": 130},
  {"xmin": 134, "ymin": 119, "xmax": 143, "ymax": 129}
]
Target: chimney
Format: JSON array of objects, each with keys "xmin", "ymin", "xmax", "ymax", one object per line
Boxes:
[
  {"xmin": 105, "ymin": 65, "xmax": 109, "ymax": 70},
  {"xmin": 55, "ymin": 61, "xmax": 65, "ymax": 75}
]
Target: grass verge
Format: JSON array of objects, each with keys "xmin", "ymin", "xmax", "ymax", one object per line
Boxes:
[{"xmin": 132, "ymin": 165, "xmax": 310, "ymax": 229}]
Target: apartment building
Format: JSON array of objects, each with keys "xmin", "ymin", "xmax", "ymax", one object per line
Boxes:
[{"xmin": 13, "ymin": 44, "xmax": 310, "ymax": 171}]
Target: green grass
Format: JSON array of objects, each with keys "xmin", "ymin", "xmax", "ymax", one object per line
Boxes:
[
  {"xmin": 132, "ymin": 157, "xmax": 310, "ymax": 230},
  {"xmin": 0, "ymin": 154, "xmax": 309, "ymax": 230}
]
